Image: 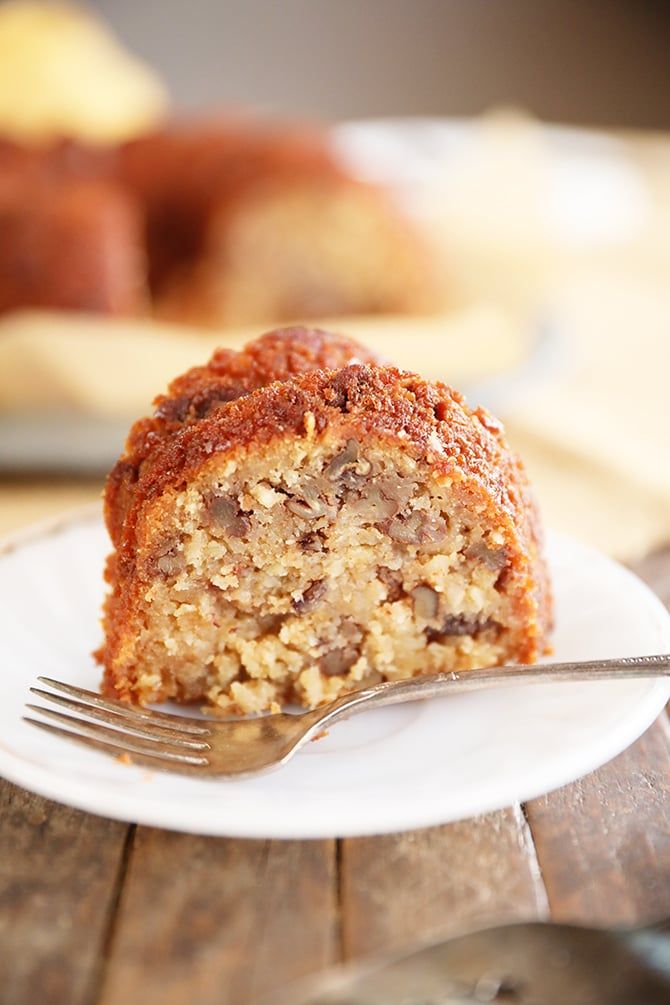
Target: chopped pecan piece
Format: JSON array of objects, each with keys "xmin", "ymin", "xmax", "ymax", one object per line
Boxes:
[
  {"xmin": 349, "ymin": 484, "xmax": 399, "ymax": 521},
  {"xmin": 286, "ymin": 497, "xmax": 329, "ymax": 519},
  {"xmin": 293, "ymin": 579, "xmax": 327, "ymax": 614},
  {"xmin": 319, "ymin": 646, "xmax": 360, "ymax": 677},
  {"xmin": 285, "ymin": 477, "xmax": 335, "ymax": 520},
  {"xmin": 153, "ymin": 538, "xmax": 185, "ymax": 577},
  {"xmin": 206, "ymin": 494, "xmax": 251, "ymax": 538},
  {"xmin": 298, "ymin": 531, "xmax": 325, "ymax": 552},
  {"xmin": 427, "ymin": 614, "xmax": 499, "ymax": 641},
  {"xmin": 466, "ymin": 541, "xmax": 508, "ymax": 572},
  {"xmin": 411, "ymin": 584, "xmax": 439, "ymax": 619},
  {"xmin": 378, "ymin": 565, "xmax": 404, "ymax": 602},
  {"xmin": 381, "ymin": 510, "xmax": 447, "ymax": 545},
  {"xmin": 326, "ymin": 439, "xmax": 372, "ymax": 482}
]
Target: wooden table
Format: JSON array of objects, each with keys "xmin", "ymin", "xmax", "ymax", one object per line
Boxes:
[{"xmin": 0, "ymin": 547, "xmax": 668, "ymax": 1005}]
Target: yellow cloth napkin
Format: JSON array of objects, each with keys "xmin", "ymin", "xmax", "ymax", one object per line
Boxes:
[
  {"xmin": 0, "ymin": 306, "xmax": 528, "ymax": 417},
  {"xmin": 505, "ymin": 273, "xmax": 670, "ymax": 560},
  {"xmin": 0, "ymin": 481, "xmax": 101, "ymax": 537}
]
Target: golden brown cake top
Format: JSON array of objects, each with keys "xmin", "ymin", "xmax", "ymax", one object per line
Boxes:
[
  {"xmin": 0, "ymin": 136, "xmax": 115, "ymax": 185},
  {"xmin": 157, "ymin": 326, "xmax": 382, "ymax": 423},
  {"xmin": 134, "ymin": 363, "xmax": 532, "ymax": 532},
  {"xmin": 105, "ymin": 327, "xmax": 381, "ymax": 544}
]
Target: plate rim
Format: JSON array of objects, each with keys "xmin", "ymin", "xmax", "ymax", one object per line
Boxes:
[{"xmin": 0, "ymin": 507, "xmax": 668, "ymax": 838}]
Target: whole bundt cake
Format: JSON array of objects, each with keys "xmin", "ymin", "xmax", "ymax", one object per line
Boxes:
[
  {"xmin": 0, "ymin": 120, "xmax": 438, "ymax": 326},
  {"xmin": 98, "ymin": 326, "xmax": 551, "ymax": 714}
]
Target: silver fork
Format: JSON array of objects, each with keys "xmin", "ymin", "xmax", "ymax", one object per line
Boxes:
[{"xmin": 24, "ymin": 654, "xmax": 670, "ymax": 779}]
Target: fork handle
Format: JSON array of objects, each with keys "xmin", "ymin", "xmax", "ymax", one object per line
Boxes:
[{"xmin": 314, "ymin": 654, "xmax": 670, "ymax": 728}]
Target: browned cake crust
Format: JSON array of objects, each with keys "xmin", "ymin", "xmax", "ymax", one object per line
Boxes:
[
  {"xmin": 0, "ymin": 136, "xmax": 115, "ymax": 185},
  {"xmin": 105, "ymin": 326, "xmax": 380, "ymax": 545},
  {"xmin": 99, "ymin": 328, "xmax": 551, "ymax": 709}
]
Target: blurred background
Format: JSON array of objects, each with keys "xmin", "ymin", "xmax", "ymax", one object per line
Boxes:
[
  {"xmin": 0, "ymin": 0, "xmax": 669, "ymax": 561},
  {"xmin": 94, "ymin": 0, "xmax": 670, "ymax": 127}
]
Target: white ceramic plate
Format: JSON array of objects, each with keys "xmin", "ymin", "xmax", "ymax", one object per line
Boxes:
[{"xmin": 0, "ymin": 509, "xmax": 668, "ymax": 838}]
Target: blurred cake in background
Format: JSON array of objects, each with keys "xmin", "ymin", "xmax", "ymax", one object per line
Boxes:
[
  {"xmin": 0, "ymin": 139, "xmax": 147, "ymax": 315},
  {"xmin": 0, "ymin": 120, "xmax": 440, "ymax": 327},
  {"xmin": 156, "ymin": 178, "xmax": 432, "ymax": 327},
  {"xmin": 0, "ymin": 3, "xmax": 440, "ymax": 330},
  {"xmin": 0, "ymin": 0, "xmax": 559, "ymax": 457},
  {"xmin": 120, "ymin": 122, "xmax": 438, "ymax": 327},
  {"xmin": 159, "ymin": 176, "xmax": 434, "ymax": 327}
]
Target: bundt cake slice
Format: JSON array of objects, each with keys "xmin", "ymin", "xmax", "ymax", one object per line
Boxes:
[{"xmin": 98, "ymin": 327, "xmax": 550, "ymax": 714}]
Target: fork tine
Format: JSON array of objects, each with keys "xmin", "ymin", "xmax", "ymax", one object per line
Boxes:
[
  {"xmin": 29, "ymin": 688, "xmax": 209, "ymax": 749},
  {"xmin": 36, "ymin": 676, "xmax": 210, "ymax": 735},
  {"xmin": 23, "ymin": 717, "xmax": 207, "ymax": 775},
  {"xmin": 25, "ymin": 705, "xmax": 210, "ymax": 764}
]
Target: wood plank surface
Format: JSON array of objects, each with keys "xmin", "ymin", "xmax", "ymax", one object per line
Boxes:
[
  {"xmin": 525, "ymin": 717, "xmax": 670, "ymax": 925},
  {"xmin": 0, "ymin": 782, "xmax": 130, "ymax": 1005},
  {"xmin": 98, "ymin": 831, "xmax": 337, "ymax": 1005},
  {"xmin": 340, "ymin": 806, "xmax": 549, "ymax": 959}
]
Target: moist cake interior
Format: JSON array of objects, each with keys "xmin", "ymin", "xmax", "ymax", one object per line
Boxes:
[{"xmin": 127, "ymin": 432, "xmax": 527, "ymax": 715}]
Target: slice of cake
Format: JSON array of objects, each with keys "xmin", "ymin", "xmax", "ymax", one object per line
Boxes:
[{"xmin": 98, "ymin": 327, "xmax": 551, "ymax": 714}]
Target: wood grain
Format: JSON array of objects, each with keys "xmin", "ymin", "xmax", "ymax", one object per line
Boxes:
[
  {"xmin": 340, "ymin": 806, "xmax": 549, "ymax": 959},
  {"xmin": 525, "ymin": 717, "xmax": 670, "ymax": 925},
  {"xmin": 98, "ymin": 831, "xmax": 337, "ymax": 1005},
  {"xmin": 0, "ymin": 781, "xmax": 129, "ymax": 1005}
]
